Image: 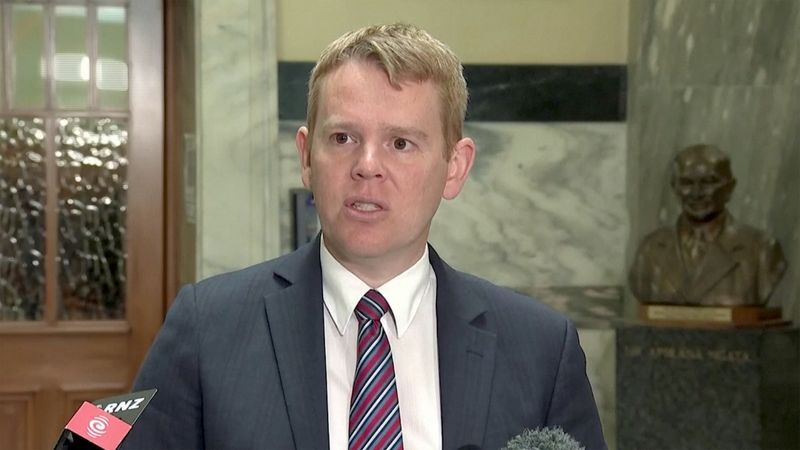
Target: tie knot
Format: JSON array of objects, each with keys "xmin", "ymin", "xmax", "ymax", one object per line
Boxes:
[{"xmin": 355, "ymin": 289, "xmax": 390, "ymax": 321}]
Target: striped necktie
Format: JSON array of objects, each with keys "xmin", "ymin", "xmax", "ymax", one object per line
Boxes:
[{"xmin": 348, "ymin": 289, "xmax": 403, "ymax": 450}]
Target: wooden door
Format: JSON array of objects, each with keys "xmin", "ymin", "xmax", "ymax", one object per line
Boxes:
[{"xmin": 0, "ymin": 0, "xmax": 164, "ymax": 447}]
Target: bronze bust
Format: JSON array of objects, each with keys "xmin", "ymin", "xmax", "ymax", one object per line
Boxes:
[{"xmin": 629, "ymin": 144, "xmax": 787, "ymax": 306}]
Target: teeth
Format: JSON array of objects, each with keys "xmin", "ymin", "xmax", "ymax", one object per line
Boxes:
[{"xmin": 352, "ymin": 202, "xmax": 380, "ymax": 211}]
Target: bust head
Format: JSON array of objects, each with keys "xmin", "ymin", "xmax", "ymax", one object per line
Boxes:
[{"xmin": 670, "ymin": 144, "xmax": 736, "ymax": 224}]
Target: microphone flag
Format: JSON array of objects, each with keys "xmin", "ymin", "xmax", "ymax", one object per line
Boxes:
[
  {"xmin": 65, "ymin": 402, "xmax": 131, "ymax": 450},
  {"xmin": 54, "ymin": 389, "xmax": 157, "ymax": 450}
]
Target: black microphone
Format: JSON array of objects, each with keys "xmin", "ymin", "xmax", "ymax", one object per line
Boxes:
[{"xmin": 53, "ymin": 389, "xmax": 157, "ymax": 450}]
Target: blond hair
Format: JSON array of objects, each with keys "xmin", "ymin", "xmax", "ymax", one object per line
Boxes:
[{"xmin": 305, "ymin": 23, "xmax": 468, "ymax": 158}]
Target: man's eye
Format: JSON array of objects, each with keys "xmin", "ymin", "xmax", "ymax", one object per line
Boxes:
[
  {"xmin": 333, "ymin": 133, "xmax": 350, "ymax": 144},
  {"xmin": 393, "ymin": 138, "xmax": 409, "ymax": 150}
]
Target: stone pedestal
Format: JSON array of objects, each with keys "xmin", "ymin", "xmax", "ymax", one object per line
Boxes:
[{"xmin": 616, "ymin": 325, "xmax": 799, "ymax": 450}]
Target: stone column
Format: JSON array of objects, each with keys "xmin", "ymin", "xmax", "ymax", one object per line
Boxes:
[{"xmin": 194, "ymin": 0, "xmax": 280, "ymax": 277}]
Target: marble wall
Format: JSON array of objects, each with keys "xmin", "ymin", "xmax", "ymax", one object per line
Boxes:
[
  {"xmin": 195, "ymin": 0, "xmax": 280, "ymax": 278},
  {"xmin": 430, "ymin": 122, "xmax": 627, "ymax": 288},
  {"xmin": 627, "ymin": 0, "xmax": 800, "ymax": 322}
]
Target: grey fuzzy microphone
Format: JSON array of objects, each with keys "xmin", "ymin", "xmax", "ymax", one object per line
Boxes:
[{"xmin": 502, "ymin": 427, "xmax": 585, "ymax": 450}]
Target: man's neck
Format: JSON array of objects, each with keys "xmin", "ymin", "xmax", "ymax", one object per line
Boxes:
[{"xmin": 321, "ymin": 238, "xmax": 428, "ymax": 288}]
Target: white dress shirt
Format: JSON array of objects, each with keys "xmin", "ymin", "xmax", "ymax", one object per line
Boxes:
[{"xmin": 320, "ymin": 237, "xmax": 442, "ymax": 450}]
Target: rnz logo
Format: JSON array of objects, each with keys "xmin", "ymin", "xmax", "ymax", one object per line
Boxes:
[
  {"xmin": 102, "ymin": 397, "xmax": 145, "ymax": 413},
  {"xmin": 87, "ymin": 415, "xmax": 109, "ymax": 438}
]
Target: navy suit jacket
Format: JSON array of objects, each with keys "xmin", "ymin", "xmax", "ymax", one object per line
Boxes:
[{"xmin": 123, "ymin": 237, "xmax": 606, "ymax": 449}]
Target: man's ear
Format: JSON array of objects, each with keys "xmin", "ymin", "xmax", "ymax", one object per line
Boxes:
[
  {"xmin": 296, "ymin": 126, "xmax": 312, "ymax": 189},
  {"xmin": 442, "ymin": 137, "xmax": 476, "ymax": 200}
]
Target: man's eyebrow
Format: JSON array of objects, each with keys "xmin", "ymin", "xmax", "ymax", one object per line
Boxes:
[
  {"xmin": 319, "ymin": 119, "xmax": 358, "ymax": 131},
  {"xmin": 318, "ymin": 121, "xmax": 430, "ymax": 141},
  {"xmin": 384, "ymin": 126, "xmax": 429, "ymax": 141}
]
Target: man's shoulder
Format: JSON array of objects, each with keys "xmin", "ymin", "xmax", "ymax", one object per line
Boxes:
[
  {"xmin": 195, "ymin": 256, "xmax": 281, "ymax": 292},
  {"xmin": 187, "ymin": 248, "xmax": 310, "ymax": 310},
  {"xmin": 446, "ymin": 267, "xmax": 570, "ymax": 331}
]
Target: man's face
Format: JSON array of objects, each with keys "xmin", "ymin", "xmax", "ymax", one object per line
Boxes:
[
  {"xmin": 672, "ymin": 155, "xmax": 735, "ymax": 223},
  {"xmin": 296, "ymin": 59, "xmax": 474, "ymax": 276}
]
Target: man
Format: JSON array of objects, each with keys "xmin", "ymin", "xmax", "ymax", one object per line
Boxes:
[
  {"xmin": 124, "ymin": 24, "xmax": 605, "ymax": 449},
  {"xmin": 629, "ymin": 144, "xmax": 787, "ymax": 306}
]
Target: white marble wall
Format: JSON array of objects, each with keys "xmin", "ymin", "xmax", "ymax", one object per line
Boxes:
[
  {"xmin": 195, "ymin": 0, "xmax": 280, "ymax": 278},
  {"xmin": 431, "ymin": 122, "xmax": 627, "ymax": 288}
]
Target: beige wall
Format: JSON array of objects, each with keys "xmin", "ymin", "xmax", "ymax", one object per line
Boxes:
[{"xmin": 276, "ymin": 0, "xmax": 628, "ymax": 64}]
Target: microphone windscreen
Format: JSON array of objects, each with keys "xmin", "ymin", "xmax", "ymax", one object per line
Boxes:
[{"xmin": 502, "ymin": 427, "xmax": 584, "ymax": 450}]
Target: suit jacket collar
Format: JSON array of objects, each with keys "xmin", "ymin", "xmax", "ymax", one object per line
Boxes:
[
  {"xmin": 263, "ymin": 234, "xmax": 329, "ymax": 450},
  {"xmin": 263, "ymin": 237, "xmax": 498, "ymax": 449},
  {"xmin": 430, "ymin": 246, "xmax": 498, "ymax": 449}
]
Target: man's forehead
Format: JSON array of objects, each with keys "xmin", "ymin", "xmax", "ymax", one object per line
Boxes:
[
  {"xmin": 314, "ymin": 60, "xmax": 444, "ymax": 135},
  {"xmin": 322, "ymin": 58, "xmax": 424, "ymax": 89}
]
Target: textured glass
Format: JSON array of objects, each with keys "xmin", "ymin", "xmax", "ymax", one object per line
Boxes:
[
  {"xmin": 56, "ymin": 118, "xmax": 128, "ymax": 319},
  {"xmin": 96, "ymin": 7, "xmax": 128, "ymax": 109},
  {"xmin": 0, "ymin": 118, "xmax": 47, "ymax": 320},
  {"xmin": 11, "ymin": 4, "xmax": 46, "ymax": 109},
  {"xmin": 55, "ymin": 6, "xmax": 89, "ymax": 109}
]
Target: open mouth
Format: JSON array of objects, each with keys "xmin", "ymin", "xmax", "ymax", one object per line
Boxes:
[{"xmin": 350, "ymin": 201, "xmax": 382, "ymax": 212}]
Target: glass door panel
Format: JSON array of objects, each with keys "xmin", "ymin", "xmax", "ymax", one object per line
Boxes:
[
  {"xmin": 56, "ymin": 117, "xmax": 128, "ymax": 320},
  {"xmin": 0, "ymin": 117, "xmax": 46, "ymax": 320}
]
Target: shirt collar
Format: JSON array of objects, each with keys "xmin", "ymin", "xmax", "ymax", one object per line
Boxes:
[{"xmin": 319, "ymin": 234, "xmax": 433, "ymax": 338}]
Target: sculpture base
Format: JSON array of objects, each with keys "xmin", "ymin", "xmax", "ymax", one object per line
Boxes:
[
  {"xmin": 638, "ymin": 304, "xmax": 789, "ymax": 328},
  {"xmin": 617, "ymin": 325, "xmax": 800, "ymax": 450}
]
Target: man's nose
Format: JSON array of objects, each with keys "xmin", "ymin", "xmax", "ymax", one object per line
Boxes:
[{"xmin": 351, "ymin": 142, "xmax": 384, "ymax": 180}]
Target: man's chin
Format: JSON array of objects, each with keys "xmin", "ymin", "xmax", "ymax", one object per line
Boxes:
[{"xmin": 324, "ymin": 236, "xmax": 387, "ymax": 261}]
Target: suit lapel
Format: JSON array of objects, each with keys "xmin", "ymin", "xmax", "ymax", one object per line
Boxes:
[
  {"xmin": 431, "ymin": 248, "xmax": 497, "ymax": 449},
  {"xmin": 263, "ymin": 236, "xmax": 329, "ymax": 450}
]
